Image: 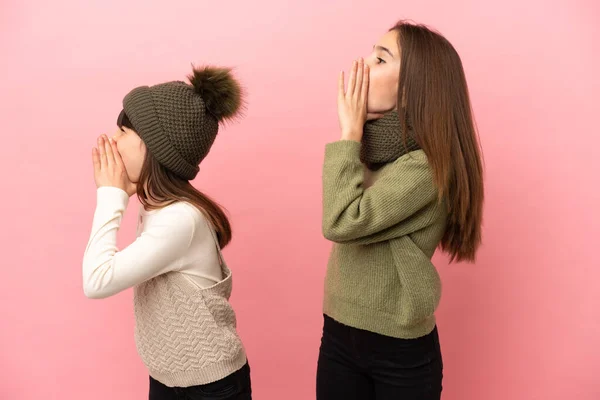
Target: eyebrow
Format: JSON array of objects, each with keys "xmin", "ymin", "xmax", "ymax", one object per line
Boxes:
[{"xmin": 374, "ymin": 45, "xmax": 395, "ymax": 58}]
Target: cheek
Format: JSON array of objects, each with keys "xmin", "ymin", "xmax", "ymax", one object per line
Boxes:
[
  {"xmin": 368, "ymin": 69, "xmax": 399, "ymax": 111},
  {"xmin": 115, "ymin": 142, "xmax": 126, "ymax": 163},
  {"xmin": 117, "ymin": 141, "xmax": 143, "ymax": 180},
  {"xmin": 130, "ymin": 142, "xmax": 146, "ymax": 181},
  {"xmin": 138, "ymin": 141, "xmax": 147, "ymax": 161}
]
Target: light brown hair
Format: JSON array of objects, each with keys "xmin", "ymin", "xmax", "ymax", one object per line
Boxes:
[
  {"xmin": 119, "ymin": 114, "xmax": 232, "ymax": 248},
  {"xmin": 392, "ymin": 21, "xmax": 484, "ymax": 262}
]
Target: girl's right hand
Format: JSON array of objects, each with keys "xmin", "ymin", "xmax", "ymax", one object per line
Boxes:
[
  {"xmin": 92, "ymin": 135, "xmax": 137, "ymax": 196},
  {"xmin": 337, "ymin": 58, "xmax": 384, "ymax": 142}
]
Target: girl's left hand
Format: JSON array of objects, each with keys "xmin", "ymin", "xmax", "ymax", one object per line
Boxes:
[
  {"xmin": 337, "ymin": 58, "xmax": 384, "ymax": 142},
  {"xmin": 92, "ymin": 135, "xmax": 137, "ymax": 196}
]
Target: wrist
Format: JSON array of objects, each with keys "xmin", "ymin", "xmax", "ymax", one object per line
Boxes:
[{"xmin": 340, "ymin": 130, "xmax": 362, "ymax": 142}]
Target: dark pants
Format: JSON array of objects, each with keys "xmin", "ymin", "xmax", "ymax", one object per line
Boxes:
[
  {"xmin": 317, "ymin": 315, "xmax": 443, "ymax": 400},
  {"xmin": 149, "ymin": 363, "xmax": 251, "ymax": 400}
]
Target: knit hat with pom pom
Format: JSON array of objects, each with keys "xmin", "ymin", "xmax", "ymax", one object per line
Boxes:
[{"xmin": 118, "ymin": 66, "xmax": 244, "ymax": 180}]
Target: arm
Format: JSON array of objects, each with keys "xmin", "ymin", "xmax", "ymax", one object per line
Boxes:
[
  {"xmin": 82, "ymin": 187, "xmax": 195, "ymax": 299},
  {"xmin": 322, "ymin": 141, "xmax": 438, "ymax": 244}
]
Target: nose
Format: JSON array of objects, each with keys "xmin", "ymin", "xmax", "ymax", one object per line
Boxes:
[{"xmin": 112, "ymin": 129, "xmax": 122, "ymax": 142}]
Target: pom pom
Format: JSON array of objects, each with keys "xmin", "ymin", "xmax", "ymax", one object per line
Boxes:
[{"xmin": 188, "ymin": 66, "xmax": 244, "ymax": 122}]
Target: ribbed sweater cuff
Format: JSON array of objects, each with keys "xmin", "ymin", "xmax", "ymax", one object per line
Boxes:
[
  {"xmin": 92, "ymin": 187, "xmax": 129, "ymax": 225},
  {"xmin": 325, "ymin": 140, "xmax": 361, "ymax": 160},
  {"xmin": 96, "ymin": 186, "xmax": 130, "ymax": 205}
]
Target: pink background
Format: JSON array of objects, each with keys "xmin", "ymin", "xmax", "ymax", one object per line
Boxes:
[{"xmin": 1, "ymin": 0, "xmax": 599, "ymax": 399}]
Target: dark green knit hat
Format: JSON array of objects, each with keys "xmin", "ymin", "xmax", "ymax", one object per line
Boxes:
[{"xmin": 119, "ymin": 67, "xmax": 243, "ymax": 180}]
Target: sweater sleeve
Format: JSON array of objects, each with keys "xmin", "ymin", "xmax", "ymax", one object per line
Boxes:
[
  {"xmin": 322, "ymin": 140, "xmax": 438, "ymax": 244},
  {"xmin": 82, "ymin": 187, "xmax": 195, "ymax": 299}
]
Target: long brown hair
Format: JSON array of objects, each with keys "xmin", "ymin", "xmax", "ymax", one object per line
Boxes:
[
  {"xmin": 391, "ymin": 21, "xmax": 484, "ymax": 262},
  {"xmin": 120, "ymin": 114, "xmax": 232, "ymax": 248}
]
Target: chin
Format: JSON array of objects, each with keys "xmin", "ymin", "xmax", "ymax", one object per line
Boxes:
[
  {"xmin": 367, "ymin": 100, "xmax": 395, "ymax": 115},
  {"xmin": 367, "ymin": 104, "xmax": 382, "ymax": 114},
  {"xmin": 369, "ymin": 106, "xmax": 394, "ymax": 114}
]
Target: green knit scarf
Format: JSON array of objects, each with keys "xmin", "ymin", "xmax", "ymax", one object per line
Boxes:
[{"xmin": 360, "ymin": 111, "xmax": 421, "ymax": 170}]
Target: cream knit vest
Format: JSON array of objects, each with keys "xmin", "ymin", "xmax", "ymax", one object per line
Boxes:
[{"xmin": 133, "ymin": 224, "xmax": 246, "ymax": 387}]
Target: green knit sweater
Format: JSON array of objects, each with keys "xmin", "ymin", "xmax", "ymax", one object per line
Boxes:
[{"xmin": 322, "ymin": 140, "xmax": 448, "ymax": 339}]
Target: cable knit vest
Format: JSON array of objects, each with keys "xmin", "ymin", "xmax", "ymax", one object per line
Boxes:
[{"xmin": 133, "ymin": 225, "xmax": 246, "ymax": 387}]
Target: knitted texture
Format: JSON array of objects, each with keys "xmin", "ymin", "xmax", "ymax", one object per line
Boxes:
[
  {"xmin": 133, "ymin": 229, "xmax": 246, "ymax": 387},
  {"xmin": 123, "ymin": 82, "xmax": 218, "ymax": 180},
  {"xmin": 360, "ymin": 111, "xmax": 420, "ymax": 170},
  {"xmin": 322, "ymin": 140, "xmax": 448, "ymax": 339}
]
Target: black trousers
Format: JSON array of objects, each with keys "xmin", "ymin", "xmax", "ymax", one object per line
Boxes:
[
  {"xmin": 149, "ymin": 363, "xmax": 251, "ymax": 400},
  {"xmin": 317, "ymin": 315, "xmax": 443, "ymax": 400}
]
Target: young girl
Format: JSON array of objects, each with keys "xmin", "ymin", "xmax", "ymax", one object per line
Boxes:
[
  {"xmin": 83, "ymin": 67, "xmax": 252, "ymax": 399},
  {"xmin": 317, "ymin": 21, "xmax": 484, "ymax": 399}
]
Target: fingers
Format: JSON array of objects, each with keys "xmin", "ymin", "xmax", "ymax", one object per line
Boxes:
[
  {"xmin": 360, "ymin": 63, "xmax": 369, "ymax": 103},
  {"xmin": 338, "ymin": 70, "xmax": 345, "ymax": 100},
  {"xmin": 103, "ymin": 135, "xmax": 115, "ymax": 164},
  {"xmin": 347, "ymin": 60, "xmax": 357, "ymax": 97},
  {"xmin": 110, "ymin": 138, "xmax": 125, "ymax": 169},
  {"xmin": 97, "ymin": 136, "xmax": 107, "ymax": 169},
  {"xmin": 92, "ymin": 147, "xmax": 100, "ymax": 171},
  {"xmin": 355, "ymin": 59, "xmax": 364, "ymax": 99},
  {"xmin": 344, "ymin": 58, "xmax": 366, "ymax": 100}
]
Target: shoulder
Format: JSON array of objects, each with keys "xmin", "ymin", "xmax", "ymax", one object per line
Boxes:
[
  {"xmin": 156, "ymin": 202, "xmax": 208, "ymax": 224},
  {"xmin": 376, "ymin": 150, "xmax": 435, "ymax": 190},
  {"xmin": 396, "ymin": 149, "xmax": 428, "ymax": 164},
  {"xmin": 156, "ymin": 202, "xmax": 214, "ymax": 237},
  {"xmin": 147, "ymin": 202, "xmax": 209, "ymax": 236},
  {"xmin": 382, "ymin": 149, "xmax": 431, "ymax": 174},
  {"xmin": 142, "ymin": 203, "xmax": 216, "ymax": 250}
]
